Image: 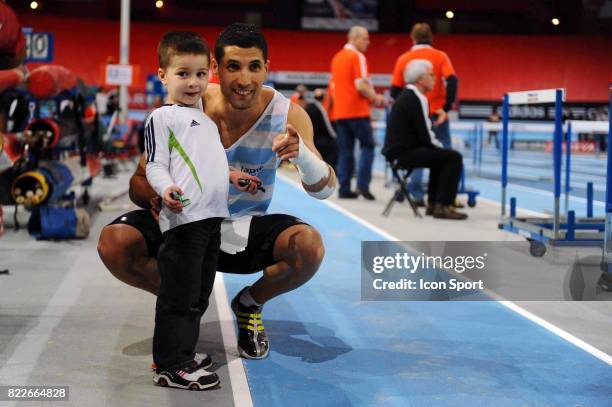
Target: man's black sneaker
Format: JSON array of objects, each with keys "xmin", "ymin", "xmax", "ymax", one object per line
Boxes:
[
  {"xmin": 151, "ymin": 352, "xmax": 212, "ymax": 372},
  {"xmin": 597, "ymin": 272, "xmax": 612, "ymax": 292},
  {"xmin": 338, "ymin": 190, "xmax": 359, "ymax": 199},
  {"xmin": 153, "ymin": 360, "xmax": 219, "ymax": 390},
  {"xmin": 358, "ymin": 189, "xmax": 376, "ymax": 200},
  {"xmin": 231, "ymin": 287, "xmax": 269, "ymax": 359}
]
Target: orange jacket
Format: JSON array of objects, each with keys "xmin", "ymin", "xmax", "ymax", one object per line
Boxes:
[
  {"xmin": 329, "ymin": 44, "xmax": 372, "ymax": 120},
  {"xmin": 391, "ymin": 45, "xmax": 455, "ymax": 114}
]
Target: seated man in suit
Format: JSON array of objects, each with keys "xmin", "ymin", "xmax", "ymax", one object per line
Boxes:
[{"xmin": 382, "ymin": 59, "xmax": 467, "ymax": 220}]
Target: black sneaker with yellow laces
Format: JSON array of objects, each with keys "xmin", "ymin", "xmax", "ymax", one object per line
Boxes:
[{"xmin": 231, "ymin": 287, "xmax": 269, "ymax": 359}]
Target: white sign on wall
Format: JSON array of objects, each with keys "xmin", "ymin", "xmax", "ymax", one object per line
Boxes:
[{"xmin": 105, "ymin": 64, "xmax": 133, "ymax": 86}]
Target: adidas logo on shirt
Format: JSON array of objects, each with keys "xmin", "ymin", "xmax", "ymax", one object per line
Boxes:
[{"xmin": 190, "ymin": 120, "xmax": 200, "ymax": 127}]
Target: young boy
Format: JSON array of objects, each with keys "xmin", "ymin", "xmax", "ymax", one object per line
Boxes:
[{"xmin": 144, "ymin": 31, "xmax": 258, "ymax": 390}]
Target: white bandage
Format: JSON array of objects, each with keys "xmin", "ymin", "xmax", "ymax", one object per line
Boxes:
[
  {"xmin": 307, "ymin": 183, "xmax": 335, "ymax": 199},
  {"xmin": 290, "ymin": 134, "xmax": 335, "ymax": 199}
]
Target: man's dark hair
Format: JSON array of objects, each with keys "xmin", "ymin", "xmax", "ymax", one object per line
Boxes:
[
  {"xmin": 158, "ymin": 31, "xmax": 210, "ymax": 69},
  {"xmin": 214, "ymin": 23, "xmax": 268, "ymax": 63}
]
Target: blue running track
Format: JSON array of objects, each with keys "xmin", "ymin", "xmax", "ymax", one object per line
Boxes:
[{"xmin": 223, "ymin": 177, "xmax": 612, "ymax": 407}]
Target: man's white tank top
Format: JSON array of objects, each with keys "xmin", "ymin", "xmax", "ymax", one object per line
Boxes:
[
  {"xmin": 219, "ymin": 88, "xmax": 291, "ymax": 254},
  {"xmin": 225, "ymin": 87, "xmax": 290, "ymax": 218}
]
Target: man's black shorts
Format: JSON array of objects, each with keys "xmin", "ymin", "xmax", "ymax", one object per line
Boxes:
[{"xmin": 108, "ymin": 210, "xmax": 308, "ymax": 274}]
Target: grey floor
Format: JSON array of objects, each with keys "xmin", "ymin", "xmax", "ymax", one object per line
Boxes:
[
  {"xmin": 0, "ymin": 163, "xmax": 610, "ymax": 406},
  {"xmin": 0, "ymin": 166, "xmax": 240, "ymax": 406}
]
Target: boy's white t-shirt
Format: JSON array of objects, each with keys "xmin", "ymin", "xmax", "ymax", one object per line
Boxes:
[{"xmin": 145, "ymin": 104, "xmax": 229, "ymax": 233}]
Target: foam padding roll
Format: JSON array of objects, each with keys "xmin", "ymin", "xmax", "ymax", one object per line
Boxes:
[{"xmin": 28, "ymin": 65, "xmax": 77, "ymax": 99}]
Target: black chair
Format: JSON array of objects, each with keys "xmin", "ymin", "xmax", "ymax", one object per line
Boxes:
[{"xmin": 382, "ymin": 160, "xmax": 422, "ymax": 218}]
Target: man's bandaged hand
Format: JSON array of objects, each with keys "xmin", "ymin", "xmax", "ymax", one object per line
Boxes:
[
  {"xmin": 273, "ymin": 124, "xmax": 335, "ymax": 199},
  {"xmin": 272, "ymin": 124, "xmax": 300, "ymax": 161}
]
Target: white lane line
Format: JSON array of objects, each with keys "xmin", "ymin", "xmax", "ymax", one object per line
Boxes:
[
  {"xmin": 499, "ymin": 301, "xmax": 612, "ymax": 365},
  {"xmin": 213, "ymin": 276, "xmax": 253, "ymax": 407},
  {"xmin": 373, "ymin": 167, "xmax": 606, "ymax": 207},
  {"xmin": 277, "ymin": 173, "xmax": 612, "ymax": 366},
  {"xmin": 476, "ymin": 195, "xmax": 546, "ymax": 217}
]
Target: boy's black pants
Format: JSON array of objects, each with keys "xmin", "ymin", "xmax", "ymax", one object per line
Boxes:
[{"xmin": 153, "ymin": 217, "xmax": 222, "ymax": 369}]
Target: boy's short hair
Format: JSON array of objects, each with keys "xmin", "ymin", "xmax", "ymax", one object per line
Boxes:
[
  {"xmin": 158, "ymin": 31, "xmax": 210, "ymax": 69},
  {"xmin": 214, "ymin": 23, "xmax": 268, "ymax": 63}
]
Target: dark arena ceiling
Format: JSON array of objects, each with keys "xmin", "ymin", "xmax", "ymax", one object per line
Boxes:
[{"xmin": 8, "ymin": 0, "xmax": 612, "ymax": 35}]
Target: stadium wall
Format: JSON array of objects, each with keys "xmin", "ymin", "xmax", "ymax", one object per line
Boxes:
[{"xmin": 19, "ymin": 15, "xmax": 612, "ymax": 102}]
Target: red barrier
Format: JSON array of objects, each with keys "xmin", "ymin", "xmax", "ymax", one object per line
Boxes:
[
  {"xmin": 28, "ymin": 65, "xmax": 77, "ymax": 99},
  {"xmin": 18, "ymin": 15, "xmax": 612, "ymax": 102}
]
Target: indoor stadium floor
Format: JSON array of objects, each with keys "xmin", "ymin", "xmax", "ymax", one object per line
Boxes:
[{"xmin": 1, "ymin": 155, "xmax": 611, "ymax": 406}]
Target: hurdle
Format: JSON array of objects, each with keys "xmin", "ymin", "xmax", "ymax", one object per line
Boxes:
[
  {"xmin": 563, "ymin": 119, "xmax": 608, "ymax": 213},
  {"xmin": 498, "ymin": 88, "xmax": 607, "ymax": 254},
  {"xmin": 471, "ymin": 121, "xmax": 558, "ymax": 181},
  {"xmin": 450, "ymin": 121, "xmax": 481, "ymax": 207}
]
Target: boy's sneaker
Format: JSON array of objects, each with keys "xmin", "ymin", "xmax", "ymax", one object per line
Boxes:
[
  {"xmin": 231, "ymin": 287, "xmax": 269, "ymax": 359},
  {"xmin": 151, "ymin": 352, "xmax": 212, "ymax": 372},
  {"xmin": 153, "ymin": 361, "xmax": 219, "ymax": 391}
]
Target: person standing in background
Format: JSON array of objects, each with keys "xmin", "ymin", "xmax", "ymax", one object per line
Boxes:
[
  {"xmin": 390, "ymin": 23, "xmax": 458, "ymax": 205},
  {"xmin": 330, "ymin": 25, "xmax": 385, "ymax": 200},
  {"xmin": 487, "ymin": 107, "xmax": 501, "ymax": 149},
  {"xmin": 290, "ymin": 84, "xmax": 308, "ymax": 108},
  {"xmin": 306, "ymin": 88, "xmax": 338, "ymax": 170},
  {"xmin": 391, "ymin": 23, "xmax": 457, "ymax": 147}
]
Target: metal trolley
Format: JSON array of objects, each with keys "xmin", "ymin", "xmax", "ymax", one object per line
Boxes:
[{"xmin": 497, "ymin": 87, "xmax": 610, "ymax": 256}]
